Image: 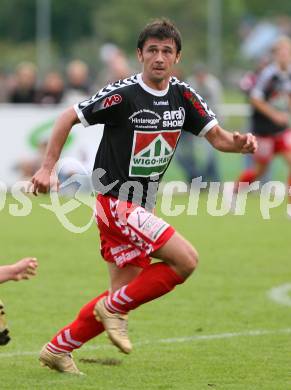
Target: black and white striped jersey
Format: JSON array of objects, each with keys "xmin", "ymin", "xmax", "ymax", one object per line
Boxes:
[
  {"xmin": 74, "ymin": 73, "xmax": 217, "ymax": 209},
  {"xmin": 250, "ymin": 63, "xmax": 291, "ymax": 136}
]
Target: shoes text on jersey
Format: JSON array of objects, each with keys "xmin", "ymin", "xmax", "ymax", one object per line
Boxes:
[{"xmin": 94, "ymin": 297, "xmax": 132, "ymax": 354}]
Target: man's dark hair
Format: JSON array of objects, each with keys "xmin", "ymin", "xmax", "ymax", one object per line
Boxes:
[{"xmin": 137, "ymin": 18, "xmax": 182, "ymax": 53}]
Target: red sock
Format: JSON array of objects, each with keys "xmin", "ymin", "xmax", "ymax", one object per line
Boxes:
[
  {"xmin": 105, "ymin": 262, "xmax": 184, "ymax": 314},
  {"xmin": 234, "ymin": 169, "xmax": 257, "ymax": 192},
  {"xmin": 47, "ymin": 291, "xmax": 108, "ymax": 354}
]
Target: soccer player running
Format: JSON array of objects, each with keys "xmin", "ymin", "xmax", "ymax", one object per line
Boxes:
[
  {"xmin": 31, "ymin": 19, "xmax": 257, "ymax": 374},
  {"xmin": 235, "ymin": 36, "xmax": 291, "ymax": 212}
]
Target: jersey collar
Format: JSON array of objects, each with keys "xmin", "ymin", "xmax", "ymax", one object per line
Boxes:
[{"xmin": 137, "ymin": 73, "xmax": 169, "ymax": 96}]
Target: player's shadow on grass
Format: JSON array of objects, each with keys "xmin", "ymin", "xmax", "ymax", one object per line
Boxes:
[{"xmin": 79, "ymin": 358, "xmax": 122, "ymax": 366}]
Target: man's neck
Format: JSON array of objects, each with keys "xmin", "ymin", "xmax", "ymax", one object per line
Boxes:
[
  {"xmin": 277, "ymin": 61, "xmax": 290, "ymax": 72},
  {"xmin": 141, "ymin": 74, "xmax": 170, "ymax": 91}
]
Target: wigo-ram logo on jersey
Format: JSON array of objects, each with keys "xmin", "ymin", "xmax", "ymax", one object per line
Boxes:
[{"xmin": 129, "ymin": 130, "xmax": 181, "ymax": 177}]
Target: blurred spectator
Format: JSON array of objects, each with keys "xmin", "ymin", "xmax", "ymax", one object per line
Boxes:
[
  {"xmin": 17, "ymin": 140, "xmax": 48, "ymax": 179},
  {"xmin": 8, "ymin": 62, "xmax": 37, "ymax": 103},
  {"xmin": 241, "ymin": 20, "xmax": 279, "ymax": 59},
  {"xmin": 239, "ymin": 55, "xmax": 271, "ymax": 97},
  {"xmin": 36, "ymin": 71, "xmax": 64, "ymax": 104},
  {"xmin": 240, "ymin": 16, "xmax": 291, "ymax": 60},
  {"xmin": 0, "ymin": 70, "xmax": 9, "ymax": 103},
  {"xmin": 63, "ymin": 59, "xmax": 91, "ymax": 104},
  {"xmin": 99, "ymin": 43, "xmax": 132, "ymax": 84},
  {"xmin": 188, "ymin": 64, "xmax": 223, "ymax": 115},
  {"xmin": 275, "ymin": 16, "xmax": 291, "ymax": 39},
  {"xmin": 176, "ymin": 64, "xmax": 222, "ymax": 183},
  {"xmin": 171, "ymin": 68, "xmax": 200, "ymax": 183},
  {"xmin": 66, "ymin": 60, "xmax": 90, "ymax": 94}
]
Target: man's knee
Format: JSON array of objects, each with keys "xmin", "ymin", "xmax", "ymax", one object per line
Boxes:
[
  {"xmin": 169, "ymin": 244, "xmax": 199, "ymax": 279},
  {"xmin": 153, "ymin": 233, "xmax": 199, "ymax": 279},
  {"xmin": 180, "ymin": 246, "xmax": 199, "ymax": 277}
]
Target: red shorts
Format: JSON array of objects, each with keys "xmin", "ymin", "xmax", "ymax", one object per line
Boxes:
[
  {"xmin": 254, "ymin": 129, "xmax": 291, "ymax": 164},
  {"xmin": 94, "ymin": 194, "xmax": 175, "ymax": 269}
]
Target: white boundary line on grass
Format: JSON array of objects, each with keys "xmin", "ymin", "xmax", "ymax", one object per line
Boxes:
[
  {"xmin": 267, "ymin": 283, "xmax": 291, "ymax": 307},
  {"xmin": 1, "ymin": 327, "xmax": 291, "ymax": 359}
]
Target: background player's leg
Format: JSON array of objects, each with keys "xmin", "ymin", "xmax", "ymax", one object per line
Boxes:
[
  {"xmin": 235, "ymin": 136, "xmax": 273, "ymax": 192},
  {"xmin": 235, "ymin": 161, "xmax": 269, "ymax": 191},
  {"xmin": 282, "ymin": 151, "xmax": 291, "ymax": 213}
]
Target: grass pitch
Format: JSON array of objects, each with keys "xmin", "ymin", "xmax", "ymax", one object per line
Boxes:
[{"xmin": 0, "ymin": 193, "xmax": 290, "ymax": 390}]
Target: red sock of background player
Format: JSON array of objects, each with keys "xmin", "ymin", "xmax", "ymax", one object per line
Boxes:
[
  {"xmin": 104, "ymin": 262, "xmax": 184, "ymax": 314},
  {"xmin": 234, "ymin": 168, "xmax": 257, "ymax": 193},
  {"xmin": 47, "ymin": 291, "xmax": 108, "ymax": 354}
]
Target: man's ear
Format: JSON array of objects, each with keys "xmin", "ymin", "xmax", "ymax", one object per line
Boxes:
[
  {"xmin": 137, "ymin": 48, "xmax": 143, "ymax": 63},
  {"xmin": 175, "ymin": 52, "xmax": 181, "ymax": 64}
]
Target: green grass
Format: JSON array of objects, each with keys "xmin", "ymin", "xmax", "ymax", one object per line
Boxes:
[{"xmin": 0, "ymin": 194, "xmax": 290, "ymax": 389}]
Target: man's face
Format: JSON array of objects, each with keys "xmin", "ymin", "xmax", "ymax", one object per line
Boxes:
[
  {"xmin": 274, "ymin": 42, "xmax": 291, "ymax": 67},
  {"xmin": 137, "ymin": 38, "xmax": 181, "ymax": 83}
]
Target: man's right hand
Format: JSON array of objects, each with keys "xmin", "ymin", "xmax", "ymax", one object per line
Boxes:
[{"xmin": 31, "ymin": 167, "xmax": 59, "ymax": 196}]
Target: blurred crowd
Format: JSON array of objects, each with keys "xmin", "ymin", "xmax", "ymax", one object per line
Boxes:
[
  {"xmin": 0, "ymin": 44, "xmax": 134, "ymax": 106},
  {"xmin": 0, "ymin": 60, "xmax": 88, "ymax": 105}
]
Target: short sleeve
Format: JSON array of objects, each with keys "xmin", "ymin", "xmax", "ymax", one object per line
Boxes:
[
  {"xmin": 74, "ymin": 82, "xmax": 125, "ymax": 127},
  {"xmin": 182, "ymin": 86, "xmax": 218, "ymax": 137}
]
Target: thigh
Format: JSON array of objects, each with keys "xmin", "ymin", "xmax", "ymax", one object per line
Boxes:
[{"xmin": 152, "ymin": 231, "xmax": 198, "ymax": 268}]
